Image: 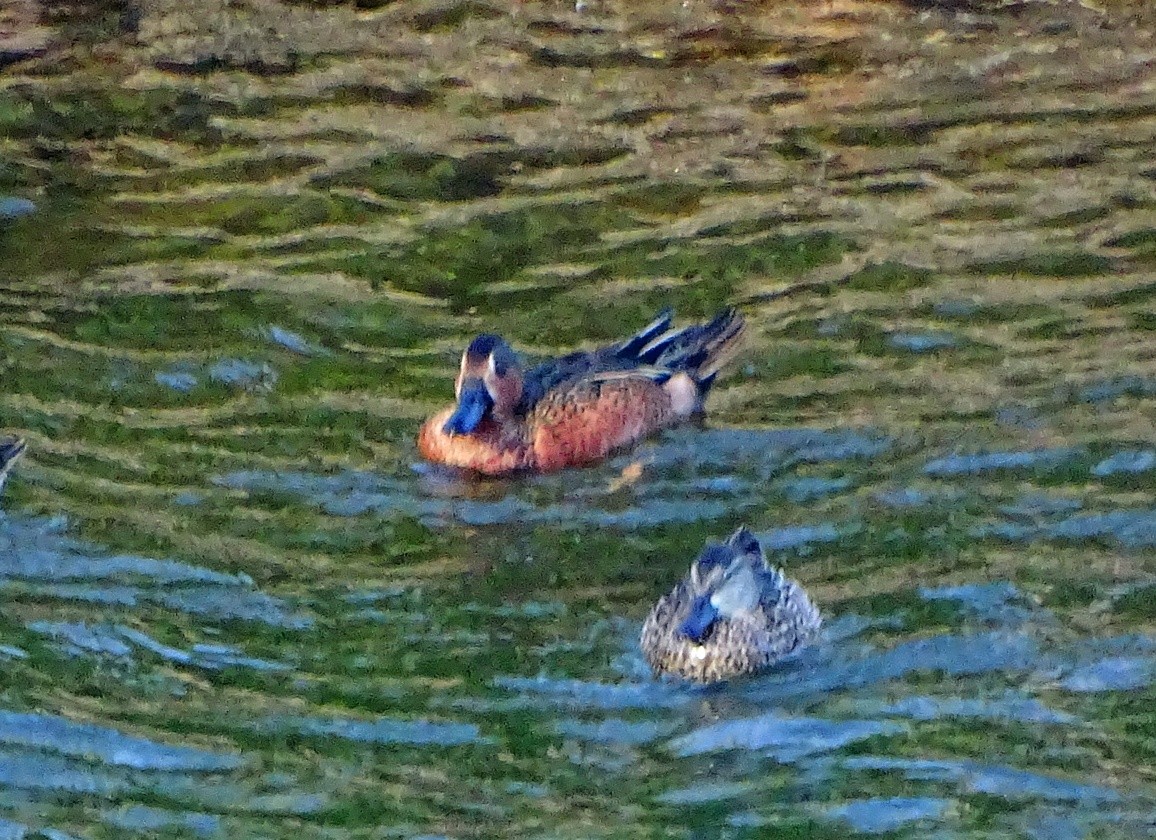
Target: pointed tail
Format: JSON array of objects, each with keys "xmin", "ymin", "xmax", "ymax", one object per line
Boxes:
[
  {"xmin": 0, "ymin": 436, "xmax": 26, "ymax": 496},
  {"xmin": 615, "ymin": 308, "xmax": 674, "ymax": 358},
  {"xmin": 637, "ymin": 308, "xmax": 746, "ymax": 391}
]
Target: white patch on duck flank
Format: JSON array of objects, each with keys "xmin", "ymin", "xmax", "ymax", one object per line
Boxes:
[{"xmin": 663, "ymin": 372, "xmax": 698, "ymax": 416}]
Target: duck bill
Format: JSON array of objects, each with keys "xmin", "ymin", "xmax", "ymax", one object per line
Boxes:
[
  {"xmin": 679, "ymin": 595, "xmax": 720, "ymax": 644},
  {"xmin": 443, "ymin": 378, "xmax": 493, "ymax": 435}
]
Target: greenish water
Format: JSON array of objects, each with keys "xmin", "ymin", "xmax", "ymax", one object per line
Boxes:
[{"xmin": 2, "ymin": 0, "xmax": 1156, "ymax": 837}]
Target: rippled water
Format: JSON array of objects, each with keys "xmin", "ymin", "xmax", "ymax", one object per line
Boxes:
[{"xmin": 2, "ymin": 0, "xmax": 1156, "ymax": 836}]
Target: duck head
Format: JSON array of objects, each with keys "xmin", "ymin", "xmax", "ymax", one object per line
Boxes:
[
  {"xmin": 679, "ymin": 527, "xmax": 766, "ymax": 643},
  {"xmin": 443, "ymin": 334, "xmax": 525, "ymax": 435}
]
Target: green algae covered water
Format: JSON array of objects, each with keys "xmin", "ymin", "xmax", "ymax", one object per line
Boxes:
[{"xmin": 3, "ymin": 0, "xmax": 1156, "ymax": 836}]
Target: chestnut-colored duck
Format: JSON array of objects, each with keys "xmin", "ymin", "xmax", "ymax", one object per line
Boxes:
[{"xmin": 417, "ymin": 308, "xmax": 745, "ymax": 475}]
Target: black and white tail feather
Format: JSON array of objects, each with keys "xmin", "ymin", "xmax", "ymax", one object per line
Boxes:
[
  {"xmin": 616, "ymin": 307, "xmax": 746, "ymax": 391},
  {"xmin": 0, "ymin": 436, "xmax": 26, "ymax": 498}
]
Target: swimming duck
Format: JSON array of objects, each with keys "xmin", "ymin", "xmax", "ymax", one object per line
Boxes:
[
  {"xmin": 418, "ymin": 308, "xmax": 745, "ymax": 475},
  {"xmin": 640, "ymin": 526, "xmax": 820, "ymax": 684},
  {"xmin": 0, "ymin": 436, "xmax": 26, "ymax": 498}
]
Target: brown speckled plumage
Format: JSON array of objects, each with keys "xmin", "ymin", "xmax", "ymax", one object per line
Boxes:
[
  {"xmin": 640, "ymin": 526, "xmax": 821, "ymax": 684},
  {"xmin": 418, "ymin": 309, "xmax": 745, "ymax": 475}
]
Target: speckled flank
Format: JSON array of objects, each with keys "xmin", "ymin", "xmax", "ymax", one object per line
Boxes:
[
  {"xmin": 530, "ymin": 378, "xmax": 676, "ymax": 472},
  {"xmin": 641, "ymin": 575, "xmax": 819, "ymax": 683}
]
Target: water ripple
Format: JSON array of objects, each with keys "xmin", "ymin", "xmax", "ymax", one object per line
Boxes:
[
  {"xmin": 737, "ymin": 631, "xmax": 1045, "ymax": 703},
  {"xmin": 670, "ymin": 714, "xmax": 904, "ymax": 760},
  {"xmin": 925, "ymin": 447, "xmax": 1084, "ymax": 477},
  {"xmin": 655, "ymin": 780, "xmax": 753, "ymax": 806},
  {"xmin": 0, "ymin": 514, "xmax": 249, "ymax": 585},
  {"xmin": 920, "ymin": 582, "xmax": 1043, "ymax": 627},
  {"xmin": 876, "ymin": 694, "xmax": 1075, "ymax": 725},
  {"xmin": 1060, "ymin": 656, "xmax": 1156, "ymax": 693},
  {"xmin": 27, "ymin": 620, "xmax": 291, "ymax": 672},
  {"xmin": 0, "ymin": 512, "xmax": 310, "ymax": 629},
  {"xmin": 215, "ymin": 426, "xmax": 882, "ymax": 531},
  {"xmin": 0, "ymin": 710, "xmax": 243, "ymax": 772},
  {"xmin": 102, "ymin": 804, "xmax": 221, "ymax": 837},
  {"xmin": 0, "ymin": 749, "xmax": 126, "ymax": 794},
  {"xmin": 555, "ymin": 717, "xmax": 675, "ymax": 746},
  {"xmin": 493, "ymin": 676, "xmax": 692, "ymax": 711},
  {"xmin": 844, "ymin": 755, "xmax": 1123, "ymax": 803},
  {"xmin": 887, "ymin": 331, "xmax": 960, "ymax": 353},
  {"xmin": 259, "ymin": 715, "xmax": 488, "ymax": 747},
  {"xmin": 1047, "ymin": 509, "xmax": 1156, "ymax": 548},
  {"xmin": 1092, "ymin": 449, "xmax": 1156, "ymax": 477},
  {"xmin": 828, "ymin": 796, "xmax": 950, "ymax": 834}
]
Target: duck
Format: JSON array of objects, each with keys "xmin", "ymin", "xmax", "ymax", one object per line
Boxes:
[
  {"xmin": 0, "ymin": 436, "xmax": 26, "ymax": 498},
  {"xmin": 417, "ymin": 308, "xmax": 745, "ymax": 475},
  {"xmin": 640, "ymin": 526, "xmax": 820, "ymax": 684}
]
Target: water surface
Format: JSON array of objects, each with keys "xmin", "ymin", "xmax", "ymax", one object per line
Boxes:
[{"xmin": 2, "ymin": 0, "xmax": 1156, "ymax": 837}]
